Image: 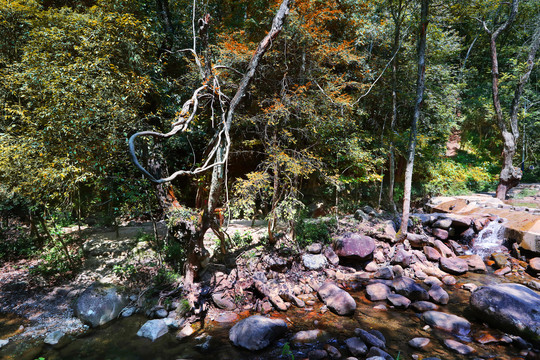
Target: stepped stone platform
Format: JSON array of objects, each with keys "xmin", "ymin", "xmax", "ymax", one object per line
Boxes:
[{"xmin": 427, "ymin": 193, "xmax": 540, "ymax": 254}]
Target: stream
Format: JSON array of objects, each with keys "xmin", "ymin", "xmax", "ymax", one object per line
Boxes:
[{"xmin": 1, "ymin": 271, "xmax": 531, "ymax": 360}]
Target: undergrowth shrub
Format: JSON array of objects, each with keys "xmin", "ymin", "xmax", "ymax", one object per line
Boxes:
[{"xmin": 295, "ymin": 217, "xmax": 336, "ymax": 248}]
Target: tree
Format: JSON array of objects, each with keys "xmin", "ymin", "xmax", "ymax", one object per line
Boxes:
[
  {"xmin": 129, "ymin": 0, "xmax": 292, "ymax": 292},
  {"xmin": 399, "ymin": 0, "xmax": 429, "ymax": 237},
  {"xmin": 479, "ymin": 0, "xmax": 540, "ymax": 199}
]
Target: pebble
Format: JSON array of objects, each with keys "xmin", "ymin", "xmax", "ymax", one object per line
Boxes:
[{"xmin": 408, "ymin": 337, "xmax": 430, "ymax": 349}]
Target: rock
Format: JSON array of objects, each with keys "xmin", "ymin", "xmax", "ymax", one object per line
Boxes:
[
  {"xmin": 459, "ymin": 255, "xmax": 486, "ymax": 272},
  {"xmin": 318, "ymin": 282, "xmax": 356, "ymax": 316},
  {"xmin": 263, "ymin": 254, "xmax": 288, "ymax": 272},
  {"xmin": 376, "ymin": 220, "xmax": 397, "ymax": 242},
  {"xmin": 307, "ymin": 243, "xmax": 323, "ymax": 254},
  {"xmin": 461, "ymin": 228, "xmax": 476, "ymax": 243},
  {"xmin": 470, "ymin": 283, "xmax": 540, "ymax": 344},
  {"xmin": 424, "ymin": 276, "xmax": 442, "ymax": 287},
  {"xmin": 432, "ymin": 228, "xmax": 448, "ymax": 240},
  {"xmin": 443, "ymin": 339, "xmax": 474, "ymax": 355},
  {"xmin": 392, "ymin": 276, "xmax": 429, "ymax": 301},
  {"xmin": 366, "ymin": 347, "xmax": 393, "ymax": 360},
  {"xmin": 387, "ymin": 293, "xmax": 411, "ymax": 309},
  {"xmin": 461, "ymin": 283, "xmax": 478, "ymax": 292},
  {"xmin": 434, "ymin": 240, "xmax": 454, "ymax": 258},
  {"xmin": 334, "ymin": 233, "xmax": 376, "ymax": 261},
  {"xmin": 492, "ymin": 253, "xmax": 509, "ymax": 269},
  {"xmin": 154, "ymin": 308, "xmax": 168, "ymax": 319},
  {"xmin": 448, "ymin": 240, "xmax": 464, "ymax": 255},
  {"xmin": 411, "ymin": 301, "xmax": 438, "ymax": 312},
  {"xmin": 0, "ymin": 339, "xmax": 8, "ymax": 348},
  {"xmin": 374, "ymin": 266, "xmax": 394, "ymax": 280},
  {"xmin": 428, "ymin": 285, "xmax": 449, "ymax": 305},
  {"xmin": 423, "ymin": 311, "xmax": 471, "ymax": 335},
  {"xmin": 176, "ymin": 324, "xmax": 194, "ymax": 340},
  {"xmin": 137, "ymin": 319, "xmax": 169, "ymax": 341},
  {"xmin": 212, "ymin": 292, "xmax": 236, "ymax": 311},
  {"xmin": 494, "ymin": 266, "xmax": 511, "ymax": 276},
  {"xmin": 121, "ymin": 306, "xmax": 137, "ymax": 317},
  {"xmin": 407, "ymin": 233, "xmax": 430, "ymax": 248},
  {"xmin": 433, "ymin": 218, "xmax": 452, "ymax": 230},
  {"xmin": 408, "ymin": 337, "xmax": 430, "ymax": 349},
  {"xmin": 345, "ymin": 337, "xmax": 368, "ymax": 357},
  {"xmin": 423, "ymin": 246, "xmax": 441, "ymax": 262},
  {"xmin": 291, "ymin": 329, "xmax": 327, "ymax": 345},
  {"xmin": 355, "ymin": 328, "xmax": 386, "ymax": 349},
  {"xmin": 73, "ymin": 282, "xmax": 129, "ymax": 327},
  {"xmin": 355, "ymin": 209, "xmax": 369, "ymax": 221},
  {"xmin": 365, "ymin": 262, "xmax": 379, "ymax": 272},
  {"xmin": 44, "ymin": 330, "xmax": 65, "ymax": 345},
  {"xmin": 528, "ymin": 280, "xmax": 540, "ymax": 291},
  {"xmin": 529, "ymin": 258, "xmax": 540, "ymax": 273},
  {"xmin": 324, "ymin": 246, "xmax": 340, "ymax": 266},
  {"xmin": 474, "ymin": 217, "xmax": 490, "ymax": 232},
  {"xmin": 369, "ymin": 329, "xmax": 386, "ymax": 344},
  {"xmin": 214, "ymin": 312, "xmax": 239, "ymax": 323},
  {"xmin": 324, "ymin": 344, "xmax": 342, "ymax": 359},
  {"xmin": 441, "ymin": 275, "xmax": 456, "ymax": 286},
  {"xmin": 303, "ymin": 253, "xmax": 328, "ymax": 270},
  {"xmin": 392, "ymin": 248, "xmax": 412, "ymax": 267},
  {"xmin": 229, "ymin": 315, "xmax": 287, "ymax": 351},
  {"xmin": 308, "ymin": 349, "xmax": 328, "ymax": 360},
  {"xmin": 439, "ymin": 257, "xmax": 468, "ymax": 275}
]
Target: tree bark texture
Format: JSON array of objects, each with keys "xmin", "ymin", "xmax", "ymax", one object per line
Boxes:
[{"xmin": 399, "ymin": 0, "xmax": 429, "ymax": 237}]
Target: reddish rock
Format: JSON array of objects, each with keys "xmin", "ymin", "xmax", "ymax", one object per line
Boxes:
[
  {"xmin": 334, "ymin": 233, "xmax": 376, "ymax": 261},
  {"xmin": 459, "ymin": 254, "xmax": 487, "ymax": 272},
  {"xmin": 424, "ymin": 246, "xmax": 441, "ymax": 262},
  {"xmin": 442, "ymin": 275, "xmax": 457, "ymax": 286},
  {"xmin": 440, "ymin": 256, "xmax": 468, "ymax": 275},
  {"xmin": 318, "ymin": 282, "xmax": 356, "ymax": 316},
  {"xmin": 428, "ymin": 285, "xmax": 449, "ymax": 305},
  {"xmin": 434, "ymin": 240, "xmax": 454, "ymax": 258},
  {"xmin": 529, "ymin": 257, "xmax": 540, "ymax": 273},
  {"xmin": 432, "ymin": 228, "xmax": 449, "ymax": 241},
  {"xmin": 473, "ymin": 217, "xmax": 490, "ymax": 232},
  {"xmin": 494, "ymin": 266, "xmax": 511, "ymax": 276}
]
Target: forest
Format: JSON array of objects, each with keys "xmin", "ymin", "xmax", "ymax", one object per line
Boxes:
[{"xmin": 0, "ymin": 0, "xmax": 540, "ymax": 359}]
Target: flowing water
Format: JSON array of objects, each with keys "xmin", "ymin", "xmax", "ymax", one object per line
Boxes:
[
  {"xmin": 468, "ymin": 220, "xmax": 506, "ymax": 259},
  {"xmin": 0, "ymin": 272, "xmax": 532, "ymax": 360}
]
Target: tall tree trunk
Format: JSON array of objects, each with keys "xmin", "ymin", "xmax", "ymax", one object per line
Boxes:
[
  {"xmin": 182, "ymin": 0, "xmax": 292, "ymax": 288},
  {"xmin": 493, "ymin": 12, "xmax": 540, "ymax": 199},
  {"xmin": 399, "ymin": 0, "xmax": 429, "ymax": 237},
  {"xmin": 388, "ymin": 0, "xmax": 403, "ymax": 213}
]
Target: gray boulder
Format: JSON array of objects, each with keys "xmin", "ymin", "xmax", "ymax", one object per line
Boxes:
[
  {"xmin": 334, "ymin": 233, "xmax": 376, "ymax": 261},
  {"xmin": 366, "ymin": 283, "xmax": 391, "ymax": 301},
  {"xmin": 303, "ymin": 253, "xmax": 328, "ymax": 270},
  {"xmin": 428, "ymin": 285, "xmax": 449, "ymax": 305},
  {"xmin": 423, "ymin": 311, "xmax": 471, "ymax": 336},
  {"xmin": 318, "ymin": 282, "xmax": 356, "ymax": 316},
  {"xmin": 355, "ymin": 328, "xmax": 386, "ymax": 349},
  {"xmin": 229, "ymin": 315, "xmax": 287, "ymax": 350},
  {"xmin": 345, "ymin": 337, "xmax": 368, "ymax": 357},
  {"xmin": 73, "ymin": 282, "xmax": 129, "ymax": 327},
  {"xmin": 44, "ymin": 330, "xmax": 65, "ymax": 345},
  {"xmin": 470, "ymin": 283, "xmax": 540, "ymax": 344},
  {"xmin": 324, "ymin": 246, "xmax": 340, "ymax": 266},
  {"xmin": 137, "ymin": 319, "xmax": 169, "ymax": 341}
]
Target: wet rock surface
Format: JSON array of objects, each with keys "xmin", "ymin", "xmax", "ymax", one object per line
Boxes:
[
  {"xmin": 228, "ymin": 315, "xmax": 287, "ymax": 350},
  {"xmin": 470, "ymin": 283, "xmax": 540, "ymax": 344}
]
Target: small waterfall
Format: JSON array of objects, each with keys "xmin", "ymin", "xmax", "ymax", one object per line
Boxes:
[{"xmin": 468, "ymin": 220, "xmax": 506, "ymax": 258}]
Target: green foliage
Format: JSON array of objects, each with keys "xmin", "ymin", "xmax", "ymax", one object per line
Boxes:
[
  {"xmin": 281, "ymin": 342, "xmax": 294, "ymax": 360},
  {"xmin": 295, "ymin": 217, "xmax": 336, "ymax": 248},
  {"xmin": 30, "ymin": 236, "xmax": 82, "ymax": 279},
  {"xmin": 153, "ymin": 267, "xmax": 180, "ymax": 287},
  {"xmin": 513, "ymin": 188, "xmax": 538, "ymax": 199},
  {"xmin": 0, "ymin": 228, "xmax": 36, "ymax": 261},
  {"xmin": 231, "ymin": 231, "xmax": 253, "ymax": 248}
]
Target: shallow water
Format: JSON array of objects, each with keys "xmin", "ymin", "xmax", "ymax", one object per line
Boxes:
[{"xmin": 0, "ymin": 272, "xmax": 534, "ymax": 360}]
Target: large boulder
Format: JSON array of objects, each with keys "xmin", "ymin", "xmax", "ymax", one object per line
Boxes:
[
  {"xmin": 229, "ymin": 315, "xmax": 287, "ymax": 350},
  {"xmin": 318, "ymin": 282, "xmax": 356, "ymax": 316},
  {"xmin": 423, "ymin": 311, "xmax": 471, "ymax": 336},
  {"xmin": 334, "ymin": 233, "xmax": 375, "ymax": 261},
  {"xmin": 366, "ymin": 283, "xmax": 391, "ymax": 301},
  {"xmin": 459, "ymin": 254, "xmax": 486, "ymax": 272},
  {"xmin": 137, "ymin": 319, "xmax": 169, "ymax": 341},
  {"xmin": 73, "ymin": 282, "xmax": 129, "ymax": 327},
  {"xmin": 470, "ymin": 283, "xmax": 540, "ymax": 344}
]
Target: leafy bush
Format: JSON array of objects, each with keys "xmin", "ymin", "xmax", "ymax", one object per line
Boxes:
[
  {"xmin": 30, "ymin": 238, "xmax": 83, "ymax": 279},
  {"xmin": 295, "ymin": 217, "xmax": 336, "ymax": 248},
  {"xmin": 231, "ymin": 231, "xmax": 253, "ymax": 248}
]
